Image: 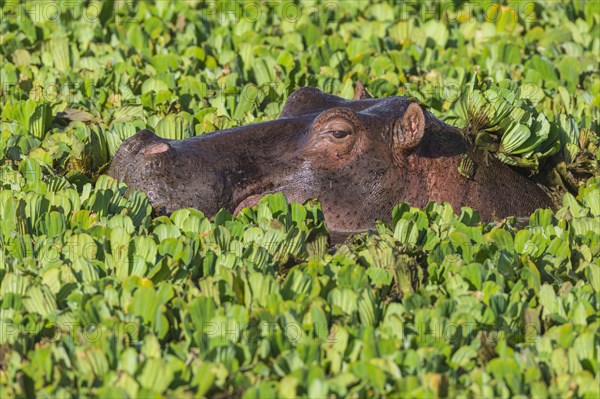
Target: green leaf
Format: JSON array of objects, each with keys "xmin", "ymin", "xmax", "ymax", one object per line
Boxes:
[
  {"xmin": 394, "ymin": 219, "xmax": 419, "ymax": 244},
  {"xmin": 450, "ymin": 346, "xmax": 478, "ymax": 369},
  {"xmin": 137, "ymin": 358, "xmax": 174, "ymax": 393},
  {"xmin": 37, "ymin": 211, "xmax": 66, "ymax": 238},
  {"xmin": 310, "ymin": 304, "xmax": 329, "ymax": 341},
  {"xmin": 500, "ymin": 122, "xmax": 531, "ymax": 154},
  {"xmin": 23, "ymin": 284, "xmax": 57, "ymax": 317},
  {"xmin": 155, "ymin": 113, "xmax": 192, "ymax": 140}
]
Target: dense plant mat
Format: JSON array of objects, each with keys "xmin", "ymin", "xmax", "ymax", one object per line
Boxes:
[{"xmin": 0, "ymin": 0, "xmax": 598, "ymax": 397}]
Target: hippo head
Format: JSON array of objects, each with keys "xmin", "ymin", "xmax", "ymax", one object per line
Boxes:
[{"xmin": 109, "ymin": 83, "xmax": 551, "ymax": 235}]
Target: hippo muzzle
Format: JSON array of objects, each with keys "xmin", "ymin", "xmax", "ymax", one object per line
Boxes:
[
  {"xmin": 109, "ymin": 117, "xmax": 314, "ymax": 217},
  {"xmin": 109, "ymin": 85, "xmax": 552, "ymax": 234}
]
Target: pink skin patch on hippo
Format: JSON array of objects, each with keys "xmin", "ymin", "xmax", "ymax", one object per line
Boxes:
[
  {"xmin": 142, "ymin": 142, "xmax": 170, "ymax": 155},
  {"xmin": 233, "ymin": 194, "xmax": 265, "ymax": 215}
]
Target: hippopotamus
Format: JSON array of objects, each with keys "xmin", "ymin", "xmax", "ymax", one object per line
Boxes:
[{"xmin": 108, "ymin": 82, "xmax": 552, "ymax": 236}]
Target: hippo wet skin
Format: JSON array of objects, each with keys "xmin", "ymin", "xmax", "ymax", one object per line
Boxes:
[{"xmin": 109, "ymin": 83, "xmax": 552, "ymax": 236}]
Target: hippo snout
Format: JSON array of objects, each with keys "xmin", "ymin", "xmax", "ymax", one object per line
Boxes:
[
  {"xmin": 109, "ymin": 129, "xmax": 172, "ymax": 181},
  {"xmin": 108, "ymin": 128, "xmax": 232, "ymax": 216}
]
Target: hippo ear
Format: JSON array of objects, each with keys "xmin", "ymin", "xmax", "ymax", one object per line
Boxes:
[
  {"xmin": 354, "ymin": 80, "xmax": 372, "ymax": 100},
  {"xmin": 394, "ymin": 103, "xmax": 425, "ymax": 152}
]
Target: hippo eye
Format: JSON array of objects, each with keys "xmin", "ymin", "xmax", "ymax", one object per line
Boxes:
[
  {"xmin": 313, "ymin": 109, "xmax": 357, "ymax": 144},
  {"xmin": 330, "ymin": 130, "xmax": 350, "ymax": 139},
  {"xmin": 325, "ymin": 119, "xmax": 354, "ymax": 140}
]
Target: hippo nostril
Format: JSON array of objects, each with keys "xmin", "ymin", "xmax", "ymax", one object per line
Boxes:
[
  {"xmin": 142, "ymin": 142, "xmax": 171, "ymax": 155},
  {"xmin": 119, "ymin": 129, "xmax": 169, "ymax": 155}
]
